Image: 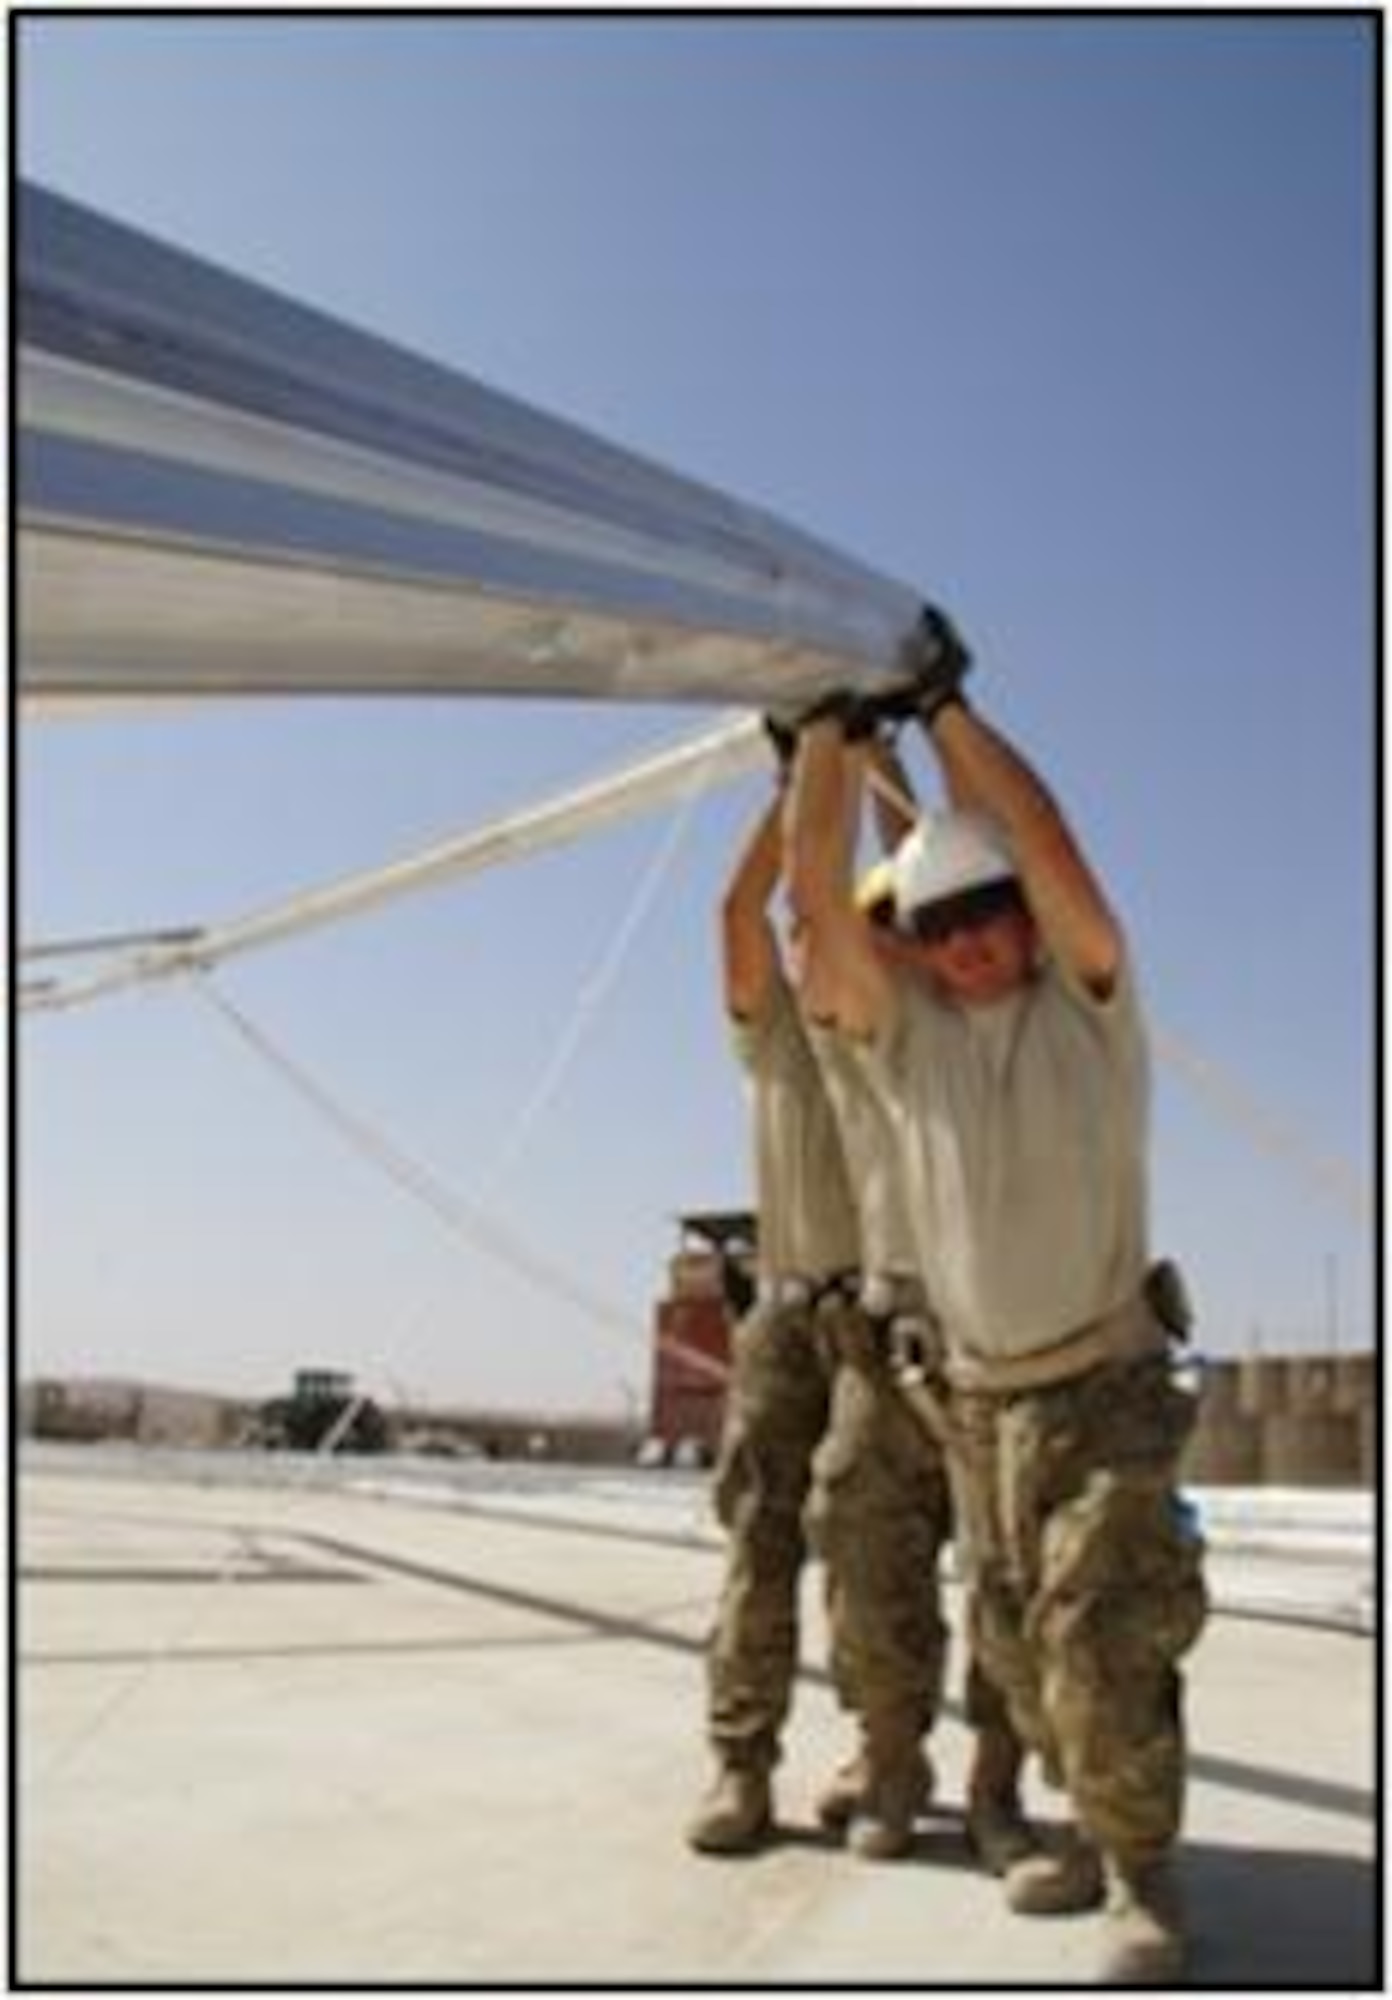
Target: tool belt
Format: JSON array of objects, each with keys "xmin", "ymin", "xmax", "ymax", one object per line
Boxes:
[
  {"xmin": 888, "ymin": 1260, "xmax": 1194, "ymax": 1449},
  {"xmin": 858, "ymin": 1269, "xmax": 927, "ymax": 1320},
  {"xmin": 890, "ymin": 1333, "xmax": 957, "ymax": 1455},
  {"xmin": 757, "ymin": 1268, "xmax": 860, "ymax": 1312},
  {"xmin": 863, "ymin": 1289, "xmax": 954, "ymax": 1450},
  {"xmin": 945, "ymin": 1287, "xmax": 1174, "ymax": 1395}
]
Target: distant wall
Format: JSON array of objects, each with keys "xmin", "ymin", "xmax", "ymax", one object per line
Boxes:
[
  {"xmin": 18, "ymin": 1380, "xmax": 634, "ymax": 1464},
  {"xmin": 395, "ymin": 1410, "xmax": 635, "ymax": 1464},
  {"xmin": 649, "ymin": 1260, "xmax": 1378, "ymax": 1487},
  {"xmin": 645, "ymin": 1312, "xmax": 1378, "ymax": 1488},
  {"xmin": 1182, "ymin": 1353, "xmax": 1375, "ymax": 1487},
  {"xmin": 24, "ymin": 1350, "xmax": 1376, "ymax": 1483},
  {"xmin": 20, "ymin": 1378, "xmax": 252, "ymax": 1447}
]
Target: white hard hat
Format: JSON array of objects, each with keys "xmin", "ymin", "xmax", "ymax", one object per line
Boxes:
[
  {"xmin": 890, "ymin": 810, "xmax": 1017, "ymax": 922},
  {"xmin": 854, "ymin": 858, "xmax": 897, "ymax": 918}
]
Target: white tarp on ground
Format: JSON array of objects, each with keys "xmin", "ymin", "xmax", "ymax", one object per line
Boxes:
[{"xmin": 18, "ymin": 182, "xmax": 924, "ymax": 708}]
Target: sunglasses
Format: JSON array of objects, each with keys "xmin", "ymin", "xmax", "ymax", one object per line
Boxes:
[{"xmin": 907, "ymin": 878, "xmax": 1026, "ymax": 946}]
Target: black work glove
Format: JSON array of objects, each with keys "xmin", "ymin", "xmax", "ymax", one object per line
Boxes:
[
  {"xmin": 839, "ymin": 692, "xmax": 889, "ymax": 742},
  {"xmin": 853, "ymin": 678, "xmax": 927, "ymax": 732},
  {"xmin": 771, "ymin": 686, "xmax": 864, "ymax": 738},
  {"xmin": 762, "ymin": 712, "xmax": 798, "ymax": 776},
  {"xmin": 779, "ymin": 685, "xmax": 915, "ymax": 745},
  {"xmin": 761, "ymin": 694, "xmax": 870, "ymax": 779},
  {"xmin": 801, "ymin": 689, "xmax": 896, "ymax": 743},
  {"xmin": 897, "ymin": 603, "xmax": 973, "ymax": 727}
]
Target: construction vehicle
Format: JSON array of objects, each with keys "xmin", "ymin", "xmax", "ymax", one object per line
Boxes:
[{"xmin": 254, "ymin": 1367, "xmax": 388, "ymax": 1454}]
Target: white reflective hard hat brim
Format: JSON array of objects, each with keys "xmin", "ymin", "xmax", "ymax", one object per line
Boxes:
[{"xmin": 890, "ymin": 810, "xmax": 1017, "ymax": 921}]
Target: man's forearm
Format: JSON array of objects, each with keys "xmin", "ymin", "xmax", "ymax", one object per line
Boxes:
[
  {"xmin": 925, "ymin": 701, "xmax": 1065, "ymax": 846},
  {"xmin": 723, "ymin": 796, "xmax": 784, "ymax": 918},
  {"xmin": 867, "ymin": 736, "xmax": 918, "ymax": 852},
  {"xmin": 721, "ymin": 796, "xmax": 785, "ymax": 1019},
  {"xmin": 786, "ymin": 718, "xmax": 856, "ymax": 920}
]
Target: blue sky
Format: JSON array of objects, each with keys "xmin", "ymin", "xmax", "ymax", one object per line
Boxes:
[{"xmin": 18, "ymin": 17, "xmax": 1375, "ymax": 1417}]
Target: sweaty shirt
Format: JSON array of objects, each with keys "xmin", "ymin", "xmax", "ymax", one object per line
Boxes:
[
  {"xmin": 731, "ymin": 966, "xmax": 861, "ymax": 1282},
  {"xmin": 863, "ymin": 956, "xmax": 1151, "ymax": 1370}
]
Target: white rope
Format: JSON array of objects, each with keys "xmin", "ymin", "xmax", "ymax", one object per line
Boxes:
[
  {"xmin": 18, "ymin": 706, "xmax": 1368, "ymax": 1233},
  {"xmin": 20, "ymin": 924, "xmax": 206, "ymax": 963},
  {"xmin": 182, "ymin": 715, "xmax": 734, "ymax": 1390},
  {"xmin": 1152, "ymin": 1023, "xmax": 1371, "ymax": 1230},
  {"xmin": 18, "ymin": 712, "xmax": 767, "ymax": 1015},
  {"xmin": 192, "ymin": 975, "xmax": 731, "ymax": 1392},
  {"xmin": 24, "ymin": 1522, "xmax": 278, "ymax": 1787},
  {"xmin": 863, "ymin": 759, "xmax": 917, "ymax": 825},
  {"xmin": 23, "ymin": 785, "xmax": 731, "ymax": 1789},
  {"xmin": 482, "ymin": 737, "xmax": 714, "ymax": 1192}
]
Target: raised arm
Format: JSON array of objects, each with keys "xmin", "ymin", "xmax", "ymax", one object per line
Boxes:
[
  {"xmin": 925, "ymin": 701, "xmax": 1124, "ymax": 997},
  {"xmin": 721, "ymin": 790, "xmax": 785, "ymax": 1021},
  {"xmin": 865, "ymin": 730, "xmax": 919, "ymax": 854},
  {"xmin": 784, "ymin": 719, "xmax": 897, "ymax": 1039}
]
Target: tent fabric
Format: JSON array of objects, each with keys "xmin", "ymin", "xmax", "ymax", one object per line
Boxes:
[{"xmin": 18, "ymin": 183, "xmax": 924, "ymax": 706}]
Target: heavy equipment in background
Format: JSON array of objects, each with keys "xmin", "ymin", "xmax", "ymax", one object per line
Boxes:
[{"xmin": 254, "ymin": 1367, "xmax": 389, "ymax": 1454}]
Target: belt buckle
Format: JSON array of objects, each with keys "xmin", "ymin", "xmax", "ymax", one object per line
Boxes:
[{"xmin": 889, "ymin": 1314, "xmax": 935, "ymax": 1375}]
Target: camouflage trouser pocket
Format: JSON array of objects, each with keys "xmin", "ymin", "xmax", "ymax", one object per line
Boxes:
[
  {"xmin": 1035, "ymin": 1474, "xmax": 1209, "ymax": 1676},
  {"xmin": 1148, "ymin": 1493, "xmax": 1209, "ymax": 1662},
  {"xmin": 711, "ymin": 1435, "xmax": 749, "ymax": 1534},
  {"xmin": 798, "ymin": 1335, "xmax": 951, "ymax": 1725},
  {"xmin": 1074, "ymin": 1353, "xmax": 1201, "ymax": 1465},
  {"xmin": 714, "ymin": 1415, "xmax": 820, "ymax": 1538},
  {"xmin": 807, "ymin": 1361, "xmax": 951, "ymax": 1553},
  {"xmin": 713, "ymin": 1304, "xmax": 828, "ymax": 1535},
  {"xmin": 951, "ymin": 1357, "xmax": 1208, "ymax": 1813},
  {"xmin": 1030, "ymin": 1470, "xmax": 1207, "ymax": 1850}
]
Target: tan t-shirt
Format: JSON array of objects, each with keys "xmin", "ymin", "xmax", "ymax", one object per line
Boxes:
[
  {"xmin": 807, "ymin": 1021, "xmax": 918, "ymax": 1279},
  {"xmin": 865, "ymin": 957, "xmax": 1151, "ymax": 1367},
  {"xmin": 731, "ymin": 968, "xmax": 861, "ymax": 1281}
]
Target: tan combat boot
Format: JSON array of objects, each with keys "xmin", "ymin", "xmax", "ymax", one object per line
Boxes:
[
  {"xmin": 966, "ymin": 1793, "xmax": 1037, "ymax": 1876},
  {"xmin": 1003, "ymin": 1825, "xmax": 1105, "ymax": 1915},
  {"xmin": 815, "ymin": 1742, "xmax": 932, "ymax": 1832},
  {"xmin": 845, "ymin": 1737, "xmax": 935, "ymax": 1861},
  {"xmin": 685, "ymin": 1765, "xmax": 773, "ymax": 1855},
  {"xmin": 1097, "ymin": 1851, "xmax": 1187, "ymax": 1984}
]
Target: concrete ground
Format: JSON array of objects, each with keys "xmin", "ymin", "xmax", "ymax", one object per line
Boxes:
[{"xmin": 16, "ymin": 1451, "xmax": 1379, "ymax": 1987}]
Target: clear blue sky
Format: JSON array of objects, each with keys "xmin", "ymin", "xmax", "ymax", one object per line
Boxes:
[{"xmin": 18, "ymin": 17, "xmax": 1375, "ymax": 1417}]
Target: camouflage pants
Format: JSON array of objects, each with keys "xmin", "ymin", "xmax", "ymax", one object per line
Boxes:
[
  {"xmin": 706, "ymin": 1295, "xmax": 950, "ymax": 1770},
  {"xmin": 951, "ymin": 1353, "xmax": 1208, "ymax": 1857},
  {"xmin": 804, "ymin": 1300, "xmax": 952, "ymax": 1746}
]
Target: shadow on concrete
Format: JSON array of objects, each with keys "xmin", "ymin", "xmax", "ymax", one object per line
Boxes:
[
  {"xmin": 21, "ymin": 1564, "xmax": 368, "ymax": 1584},
  {"xmin": 22, "ymin": 1605, "xmax": 713, "ymax": 1670},
  {"xmin": 1183, "ymin": 1837, "xmax": 1381, "ymax": 1988},
  {"xmin": 754, "ymin": 1827, "xmax": 1382, "ymax": 1987},
  {"xmin": 1186, "ymin": 1746, "xmax": 1374, "ymax": 1825},
  {"xmin": 294, "ymin": 1527, "xmax": 1378, "ymax": 1830},
  {"xmin": 351, "ymin": 1489, "xmax": 724, "ymax": 1555}
]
